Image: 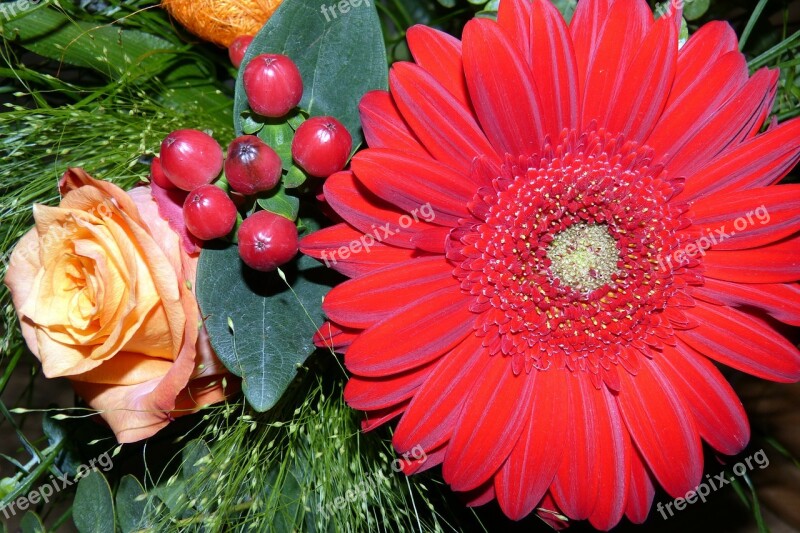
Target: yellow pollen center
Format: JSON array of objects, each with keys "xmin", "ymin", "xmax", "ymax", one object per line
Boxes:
[{"xmin": 547, "ymin": 223, "xmax": 618, "ymax": 293}]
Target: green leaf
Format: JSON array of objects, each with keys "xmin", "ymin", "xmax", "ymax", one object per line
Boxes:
[
  {"xmin": 115, "ymin": 475, "xmax": 148, "ymax": 533},
  {"xmin": 682, "ymin": 0, "xmax": 709, "ymax": 21},
  {"xmin": 283, "ymin": 165, "xmax": 309, "ymax": 189},
  {"xmin": 73, "ymin": 471, "xmax": 115, "ymax": 533},
  {"xmin": 196, "ymin": 249, "xmax": 331, "ymax": 412},
  {"xmin": 182, "ymin": 439, "xmax": 212, "ymax": 479},
  {"xmin": 257, "ymin": 186, "xmax": 300, "ymax": 221},
  {"xmin": 258, "ymin": 120, "xmax": 296, "ymax": 171},
  {"xmin": 233, "ymin": 0, "xmax": 388, "ymax": 147},
  {"xmin": 20, "ymin": 512, "xmax": 45, "ymax": 533},
  {"xmin": 0, "ymin": 7, "xmax": 174, "ymax": 80}
]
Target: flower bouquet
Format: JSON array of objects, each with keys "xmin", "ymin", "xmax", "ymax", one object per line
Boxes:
[{"xmin": 1, "ymin": 0, "xmax": 799, "ymax": 531}]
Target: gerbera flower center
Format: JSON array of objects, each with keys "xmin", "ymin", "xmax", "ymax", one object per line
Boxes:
[
  {"xmin": 452, "ymin": 129, "xmax": 692, "ymax": 381},
  {"xmin": 547, "ymin": 223, "xmax": 619, "ymax": 293}
]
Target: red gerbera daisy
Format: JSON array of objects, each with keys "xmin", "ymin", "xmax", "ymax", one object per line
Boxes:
[{"xmin": 301, "ymin": 0, "xmax": 800, "ymax": 528}]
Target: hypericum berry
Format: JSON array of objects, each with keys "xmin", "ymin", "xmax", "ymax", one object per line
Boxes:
[
  {"xmin": 225, "ymin": 135, "xmax": 282, "ymax": 195},
  {"xmin": 238, "ymin": 210, "xmax": 298, "ymax": 271},
  {"xmin": 149, "ymin": 156, "xmax": 175, "ymax": 190},
  {"xmin": 183, "ymin": 185, "xmax": 237, "ymax": 241},
  {"xmin": 160, "ymin": 129, "xmax": 224, "ymax": 191},
  {"xmin": 243, "ymin": 54, "xmax": 303, "ymax": 118},
  {"xmin": 291, "ymin": 116, "xmax": 352, "ymax": 178},
  {"xmin": 229, "ymin": 35, "xmax": 254, "ymax": 68}
]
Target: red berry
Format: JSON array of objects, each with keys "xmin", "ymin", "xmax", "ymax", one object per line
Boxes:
[
  {"xmin": 229, "ymin": 35, "xmax": 253, "ymax": 68},
  {"xmin": 160, "ymin": 129, "xmax": 224, "ymax": 191},
  {"xmin": 291, "ymin": 116, "xmax": 352, "ymax": 178},
  {"xmin": 183, "ymin": 185, "xmax": 237, "ymax": 241},
  {"xmin": 237, "ymin": 210, "xmax": 298, "ymax": 271},
  {"xmin": 225, "ymin": 135, "xmax": 282, "ymax": 195},
  {"xmin": 149, "ymin": 156, "xmax": 175, "ymax": 190},
  {"xmin": 243, "ymin": 54, "xmax": 303, "ymax": 118}
]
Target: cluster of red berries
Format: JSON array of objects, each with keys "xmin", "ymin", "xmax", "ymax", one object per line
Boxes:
[
  {"xmin": 150, "ymin": 46, "xmax": 353, "ymax": 272},
  {"xmin": 231, "ymin": 36, "xmax": 353, "ymax": 178},
  {"xmin": 152, "ymin": 129, "xmax": 297, "ymax": 272}
]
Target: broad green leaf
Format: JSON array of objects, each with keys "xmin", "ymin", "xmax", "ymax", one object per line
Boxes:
[
  {"xmin": 0, "ymin": 7, "xmax": 174, "ymax": 79},
  {"xmin": 257, "ymin": 185, "xmax": 300, "ymax": 221},
  {"xmin": 196, "ymin": 249, "xmax": 331, "ymax": 412},
  {"xmin": 115, "ymin": 475, "xmax": 148, "ymax": 533},
  {"xmin": 20, "ymin": 512, "xmax": 45, "ymax": 533},
  {"xmin": 73, "ymin": 471, "xmax": 115, "ymax": 533},
  {"xmin": 233, "ymin": 0, "xmax": 388, "ymax": 147}
]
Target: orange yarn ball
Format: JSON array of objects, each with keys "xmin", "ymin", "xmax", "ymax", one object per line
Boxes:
[{"xmin": 162, "ymin": 0, "xmax": 283, "ymax": 47}]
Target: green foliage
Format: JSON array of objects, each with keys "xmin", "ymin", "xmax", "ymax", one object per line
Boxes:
[
  {"xmin": 73, "ymin": 471, "xmax": 115, "ymax": 533},
  {"xmin": 195, "ymin": 249, "xmax": 330, "ymax": 412},
  {"xmin": 233, "ymin": 0, "xmax": 389, "ymax": 147}
]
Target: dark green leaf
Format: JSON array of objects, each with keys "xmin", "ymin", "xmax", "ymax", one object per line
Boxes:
[
  {"xmin": 0, "ymin": 7, "xmax": 174, "ymax": 79},
  {"xmin": 196, "ymin": 249, "xmax": 331, "ymax": 412},
  {"xmin": 20, "ymin": 512, "xmax": 45, "ymax": 533},
  {"xmin": 258, "ymin": 121, "xmax": 296, "ymax": 171},
  {"xmin": 182, "ymin": 439, "xmax": 212, "ymax": 479},
  {"xmin": 233, "ymin": 0, "xmax": 388, "ymax": 147},
  {"xmin": 115, "ymin": 475, "xmax": 148, "ymax": 533},
  {"xmin": 73, "ymin": 471, "xmax": 115, "ymax": 533},
  {"xmin": 257, "ymin": 186, "xmax": 300, "ymax": 221},
  {"xmin": 283, "ymin": 165, "xmax": 309, "ymax": 189}
]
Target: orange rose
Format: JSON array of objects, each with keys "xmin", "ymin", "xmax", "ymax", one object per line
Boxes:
[{"xmin": 4, "ymin": 168, "xmax": 231, "ymax": 443}]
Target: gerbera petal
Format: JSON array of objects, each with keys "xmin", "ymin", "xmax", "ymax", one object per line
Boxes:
[
  {"xmin": 679, "ymin": 302, "xmax": 800, "ymax": 382},
  {"xmin": 687, "ymin": 185, "xmax": 800, "ymax": 249},
  {"xmin": 569, "ymin": 0, "xmax": 614, "ymax": 93},
  {"xmin": 693, "ymin": 278, "xmax": 800, "ymax": 326},
  {"xmin": 323, "ymin": 171, "xmax": 444, "ymax": 250},
  {"xmin": 345, "ymin": 360, "xmax": 436, "ymax": 411},
  {"xmin": 359, "ymin": 91, "xmax": 428, "ymax": 155},
  {"xmin": 617, "ymin": 359, "xmax": 703, "ymax": 498},
  {"xmin": 352, "ymin": 149, "xmax": 475, "ymax": 224},
  {"xmin": 530, "ymin": 0, "xmax": 580, "ymax": 134},
  {"xmin": 659, "ymin": 68, "xmax": 779, "ymax": 178},
  {"xmin": 679, "ymin": 118, "xmax": 800, "ymax": 201},
  {"xmin": 345, "ymin": 287, "xmax": 473, "ymax": 376},
  {"xmin": 393, "ymin": 335, "xmax": 488, "ymax": 451},
  {"xmin": 669, "ymin": 21, "xmax": 739, "ymax": 102},
  {"xmin": 462, "ymin": 18, "xmax": 545, "ymax": 156},
  {"xmin": 646, "ymin": 51, "xmax": 748, "ymax": 162},
  {"xmin": 657, "ymin": 342, "xmax": 749, "ymax": 455},
  {"xmin": 605, "ymin": 12, "xmax": 678, "ymax": 143},
  {"xmin": 588, "ymin": 388, "xmax": 631, "ymax": 531},
  {"xmin": 361, "ymin": 401, "xmax": 408, "ymax": 431},
  {"xmin": 580, "ymin": 0, "xmax": 653, "ymax": 130},
  {"xmin": 495, "ymin": 369, "xmax": 564, "ymax": 520},
  {"xmin": 443, "ymin": 356, "xmax": 535, "ymax": 492},
  {"xmin": 299, "ymin": 223, "xmax": 427, "ymax": 277},
  {"xmin": 551, "ymin": 374, "xmax": 600, "ymax": 520},
  {"xmin": 498, "ymin": 0, "xmax": 532, "ymax": 64},
  {"xmin": 406, "ymin": 25, "xmax": 470, "ymax": 108},
  {"xmin": 313, "ymin": 321, "xmax": 359, "ymax": 352},
  {"xmin": 323, "ymin": 257, "xmax": 454, "ymax": 328},
  {"xmin": 390, "ymin": 62, "xmax": 498, "ymax": 173},
  {"xmin": 703, "ymin": 234, "xmax": 800, "ymax": 283},
  {"xmin": 624, "ymin": 448, "xmax": 655, "ymax": 524}
]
